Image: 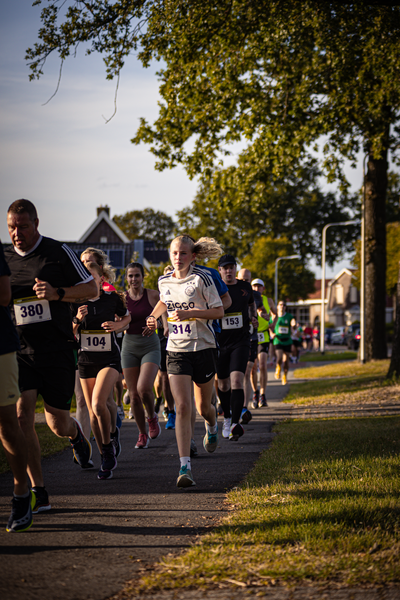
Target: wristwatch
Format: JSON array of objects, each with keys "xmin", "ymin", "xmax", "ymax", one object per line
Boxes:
[
  {"xmin": 72, "ymin": 316, "xmax": 81, "ymax": 325},
  {"xmin": 56, "ymin": 287, "xmax": 66, "ymax": 301}
]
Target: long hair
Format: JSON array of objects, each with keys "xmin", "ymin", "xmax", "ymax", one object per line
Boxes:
[
  {"xmin": 81, "ymin": 247, "xmax": 116, "ymax": 284},
  {"xmin": 170, "ymin": 235, "xmax": 223, "ymax": 261}
]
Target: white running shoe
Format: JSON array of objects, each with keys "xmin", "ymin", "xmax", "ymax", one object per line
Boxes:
[{"xmin": 222, "ymin": 417, "xmax": 231, "ymax": 439}]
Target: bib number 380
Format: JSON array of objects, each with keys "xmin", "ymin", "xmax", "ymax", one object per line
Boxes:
[
  {"xmin": 168, "ymin": 319, "xmax": 197, "ymax": 340},
  {"xmin": 14, "ymin": 297, "xmax": 52, "ymax": 326}
]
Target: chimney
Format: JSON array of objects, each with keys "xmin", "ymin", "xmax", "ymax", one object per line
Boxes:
[{"xmin": 97, "ymin": 205, "xmax": 110, "ymax": 217}]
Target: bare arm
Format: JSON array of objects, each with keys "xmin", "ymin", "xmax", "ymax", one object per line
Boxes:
[
  {"xmin": 0, "ymin": 275, "xmax": 11, "ymax": 307},
  {"xmin": 248, "ymin": 301, "xmax": 258, "ymax": 329},
  {"xmin": 33, "ymin": 278, "xmax": 98, "ymax": 302},
  {"xmin": 171, "ymin": 305, "xmax": 224, "ymax": 321}
]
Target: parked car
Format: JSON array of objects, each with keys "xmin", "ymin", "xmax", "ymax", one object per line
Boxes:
[
  {"xmin": 324, "ymin": 327, "xmax": 335, "ymax": 344},
  {"xmin": 330, "ymin": 326, "xmax": 346, "ymax": 345},
  {"xmin": 346, "ymin": 327, "xmax": 361, "ymax": 350}
]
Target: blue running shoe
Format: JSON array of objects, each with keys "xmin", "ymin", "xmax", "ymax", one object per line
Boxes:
[
  {"xmin": 176, "ymin": 465, "xmax": 196, "ymax": 488},
  {"xmin": 116, "ymin": 411, "xmax": 122, "ymax": 429},
  {"xmin": 166, "ymin": 411, "xmax": 176, "ymax": 430},
  {"xmin": 240, "ymin": 408, "xmax": 252, "ymax": 425},
  {"xmin": 203, "ymin": 426, "xmax": 218, "ymax": 453}
]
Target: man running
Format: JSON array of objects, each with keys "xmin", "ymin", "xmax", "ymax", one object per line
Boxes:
[
  {"xmin": 217, "ymin": 256, "xmax": 257, "ymax": 441},
  {"xmin": 250, "ymin": 279, "xmax": 275, "ymax": 409},
  {"xmin": 5, "ymin": 199, "xmax": 98, "ymax": 513}
]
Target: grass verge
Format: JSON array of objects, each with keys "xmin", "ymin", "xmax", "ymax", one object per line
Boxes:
[
  {"xmin": 137, "ymin": 417, "xmax": 400, "ymax": 591},
  {"xmin": 299, "ymin": 351, "xmax": 357, "ymax": 362},
  {"xmin": 0, "ymin": 423, "xmax": 69, "ymax": 475},
  {"xmin": 288, "ymin": 360, "xmax": 400, "ymax": 406}
]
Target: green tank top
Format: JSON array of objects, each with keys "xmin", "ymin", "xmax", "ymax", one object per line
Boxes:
[{"xmin": 272, "ymin": 312, "xmax": 294, "ymax": 345}]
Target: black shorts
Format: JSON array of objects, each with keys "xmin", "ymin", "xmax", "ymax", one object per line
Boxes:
[
  {"xmin": 78, "ymin": 361, "xmax": 122, "ymax": 379},
  {"xmin": 167, "ymin": 348, "xmax": 216, "ymax": 384},
  {"xmin": 248, "ymin": 339, "xmax": 258, "ymax": 363},
  {"xmin": 216, "ymin": 343, "xmax": 249, "ymax": 380},
  {"xmin": 159, "ymin": 338, "xmax": 167, "ymax": 373},
  {"xmin": 292, "ymin": 339, "xmax": 302, "ymax": 348},
  {"xmin": 258, "ymin": 342, "xmax": 270, "ymax": 354},
  {"xmin": 18, "ymin": 349, "xmax": 76, "ymax": 411},
  {"xmin": 274, "ymin": 343, "xmax": 292, "ymax": 352}
]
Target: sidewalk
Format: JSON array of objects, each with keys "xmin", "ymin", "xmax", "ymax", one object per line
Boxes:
[{"xmin": 1, "ymin": 371, "xmax": 399, "ymax": 600}]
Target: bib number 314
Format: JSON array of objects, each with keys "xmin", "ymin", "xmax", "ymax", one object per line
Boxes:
[{"xmin": 168, "ymin": 319, "xmax": 197, "ymax": 340}]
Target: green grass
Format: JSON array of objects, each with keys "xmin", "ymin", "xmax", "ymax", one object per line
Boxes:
[
  {"xmin": 299, "ymin": 351, "xmax": 357, "ymax": 362},
  {"xmin": 136, "ymin": 417, "xmax": 400, "ymax": 591},
  {"xmin": 288, "ymin": 360, "xmax": 399, "ymax": 406},
  {"xmin": 0, "ymin": 423, "xmax": 70, "ymax": 474}
]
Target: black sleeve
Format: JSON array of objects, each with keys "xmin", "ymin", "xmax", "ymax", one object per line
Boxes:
[
  {"xmin": 60, "ymin": 243, "xmax": 93, "ymax": 287},
  {"xmin": 0, "ymin": 244, "xmax": 11, "ymax": 278}
]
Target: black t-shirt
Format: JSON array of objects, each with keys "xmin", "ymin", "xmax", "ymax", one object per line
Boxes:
[
  {"xmin": 4, "ymin": 236, "xmax": 92, "ymax": 355},
  {"xmin": 72, "ymin": 291, "xmax": 128, "ymax": 366},
  {"xmin": 218, "ymin": 279, "xmax": 254, "ymax": 348},
  {"xmin": 0, "ymin": 243, "xmax": 20, "ymax": 356}
]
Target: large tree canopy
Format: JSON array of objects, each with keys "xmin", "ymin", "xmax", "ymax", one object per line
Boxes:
[
  {"xmin": 113, "ymin": 208, "xmax": 175, "ymax": 247},
  {"xmin": 26, "ymin": 1, "xmax": 400, "ymax": 361}
]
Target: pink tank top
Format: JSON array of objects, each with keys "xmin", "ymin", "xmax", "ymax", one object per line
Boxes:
[{"xmin": 125, "ymin": 289, "xmax": 154, "ymax": 335}]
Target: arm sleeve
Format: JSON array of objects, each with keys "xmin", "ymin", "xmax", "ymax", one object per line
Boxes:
[{"xmin": 61, "ymin": 243, "xmax": 94, "ymax": 286}]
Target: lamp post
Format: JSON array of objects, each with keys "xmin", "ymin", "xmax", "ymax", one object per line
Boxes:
[
  {"xmin": 275, "ymin": 255, "xmax": 301, "ymax": 307},
  {"xmin": 320, "ymin": 219, "xmax": 361, "ymax": 354}
]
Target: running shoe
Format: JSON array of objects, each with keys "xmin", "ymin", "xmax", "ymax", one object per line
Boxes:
[
  {"xmin": 117, "ymin": 405, "xmax": 125, "ymax": 420},
  {"xmin": 252, "ymin": 390, "xmax": 259, "ymax": 409},
  {"xmin": 275, "ymin": 365, "xmax": 281, "ymax": 380},
  {"xmin": 222, "ymin": 417, "xmax": 231, "ymax": 439},
  {"xmin": 259, "ymin": 394, "xmax": 268, "ymax": 408},
  {"xmin": 97, "ymin": 443, "xmax": 117, "ymax": 480},
  {"xmin": 166, "ymin": 410, "xmax": 176, "ymax": 430},
  {"xmin": 229, "ymin": 423, "xmax": 244, "ymax": 441},
  {"xmin": 176, "ymin": 465, "xmax": 196, "ymax": 488},
  {"xmin": 240, "ymin": 408, "xmax": 252, "ymax": 425},
  {"xmin": 71, "ymin": 417, "xmax": 92, "ymax": 467},
  {"xmin": 128, "ymin": 407, "xmax": 134, "ymax": 420},
  {"xmin": 154, "ymin": 397, "xmax": 163, "ymax": 414},
  {"xmin": 73, "ymin": 455, "xmax": 94, "ymax": 469},
  {"xmin": 31, "ymin": 486, "xmax": 51, "ymax": 514},
  {"xmin": 148, "ymin": 414, "xmax": 161, "ymax": 439},
  {"xmin": 6, "ymin": 491, "xmax": 35, "ymax": 532},
  {"xmin": 116, "ymin": 410, "xmax": 122, "ymax": 429},
  {"xmin": 203, "ymin": 426, "xmax": 218, "ymax": 453},
  {"xmin": 135, "ymin": 433, "xmax": 149, "ymax": 449},
  {"xmin": 111, "ymin": 427, "xmax": 121, "ymax": 458},
  {"xmin": 97, "ymin": 467, "xmax": 113, "ymax": 480},
  {"xmin": 190, "ymin": 438, "xmax": 198, "ymax": 458},
  {"xmin": 282, "ymin": 373, "xmax": 288, "ymax": 385},
  {"xmin": 162, "ymin": 407, "xmax": 169, "ymax": 422}
]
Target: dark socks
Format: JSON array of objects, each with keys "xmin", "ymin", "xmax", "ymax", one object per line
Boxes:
[
  {"xmin": 231, "ymin": 388, "xmax": 245, "ymax": 424},
  {"xmin": 218, "ymin": 388, "xmax": 231, "ymax": 418}
]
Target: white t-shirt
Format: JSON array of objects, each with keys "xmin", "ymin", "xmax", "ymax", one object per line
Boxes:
[{"xmin": 158, "ymin": 265, "xmax": 222, "ymax": 352}]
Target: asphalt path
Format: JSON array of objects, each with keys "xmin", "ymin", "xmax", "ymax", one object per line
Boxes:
[{"xmin": 0, "ymin": 375, "xmax": 289, "ymax": 600}]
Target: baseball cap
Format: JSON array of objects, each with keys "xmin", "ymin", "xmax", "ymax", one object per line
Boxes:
[
  {"xmin": 251, "ymin": 278, "xmax": 264, "ymax": 286},
  {"xmin": 218, "ymin": 254, "xmax": 237, "ymax": 267}
]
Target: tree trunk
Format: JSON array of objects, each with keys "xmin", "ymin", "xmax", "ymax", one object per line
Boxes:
[
  {"xmin": 364, "ymin": 151, "xmax": 387, "ymax": 360},
  {"xmin": 387, "ymin": 262, "xmax": 400, "ymax": 378}
]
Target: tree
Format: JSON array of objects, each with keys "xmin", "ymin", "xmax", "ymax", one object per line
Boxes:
[
  {"xmin": 27, "ymin": 2, "xmax": 400, "ymax": 360},
  {"xmin": 176, "ymin": 159, "xmax": 357, "ymax": 263},
  {"xmin": 241, "ymin": 236, "xmax": 315, "ymax": 302},
  {"xmin": 113, "ymin": 208, "xmax": 175, "ymax": 248}
]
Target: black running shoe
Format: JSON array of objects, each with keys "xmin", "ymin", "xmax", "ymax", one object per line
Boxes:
[
  {"xmin": 71, "ymin": 417, "xmax": 92, "ymax": 467},
  {"xmin": 6, "ymin": 491, "xmax": 35, "ymax": 532},
  {"xmin": 252, "ymin": 390, "xmax": 259, "ymax": 409},
  {"xmin": 154, "ymin": 397, "xmax": 162, "ymax": 414},
  {"xmin": 241, "ymin": 409, "xmax": 252, "ymax": 425},
  {"xmin": 111, "ymin": 427, "xmax": 121, "ymax": 458},
  {"xmin": 229, "ymin": 423, "xmax": 244, "ymax": 441},
  {"xmin": 259, "ymin": 394, "xmax": 268, "ymax": 407},
  {"xmin": 101, "ymin": 443, "xmax": 117, "ymax": 472},
  {"xmin": 31, "ymin": 486, "xmax": 51, "ymax": 514}
]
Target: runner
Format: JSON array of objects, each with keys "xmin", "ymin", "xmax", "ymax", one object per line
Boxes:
[
  {"xmin": 145, "ymin": 235, "xmax": 224, "ymax": 488},
  {"xmin": 269, "ymin": 300, "xmax": 295, "ymax": 385},
  {"xmin": 72, "ymin": 262, "xmax": 131, "ymax": 479},
  {"xmin": 250, "ymin": 279, "xmax": 275, "ymax": 408},
  {"xmin": 217, "ymin": 257, "xmax": 257, "ymax": 440},
  {"xmin": 0, "ymin": 241, "xmax": 34, "ymax": 532},
  {"xmin": 121, "ymin": 262, "xmax": 162, "ymax": 449},
  {"xmin": 5, "ymin": 199, "xmax": 97, "ymax": 513}
]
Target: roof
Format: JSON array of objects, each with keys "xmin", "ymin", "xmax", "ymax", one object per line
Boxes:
[{"xmin": 78, "ymin": 210, "xmax": 130, "ymax": 244}]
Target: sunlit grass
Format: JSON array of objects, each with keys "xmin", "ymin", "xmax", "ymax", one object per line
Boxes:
[{"xmin": 299, "ymin": 351, "xmax": 357, "ymax": 362}]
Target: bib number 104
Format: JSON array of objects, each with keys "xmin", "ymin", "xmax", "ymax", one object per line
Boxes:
[{"xmin": 81, "ymin": 331, "xmax": 111, "ymax": 352}]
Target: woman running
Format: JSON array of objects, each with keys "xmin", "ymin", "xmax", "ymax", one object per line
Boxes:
[
  {"xmin": 145, "ymin": 236, "xmax": 224, "ymax": 488},
  {"xmin": 73, "ymin": 262, "xmax": 131, "ymax": 479},
  {"xmin": 269, "ymin": 300, "xmax": 295, "ymax": 386},
  {"xmin": 121, "ymin": 263, "xmax": 162, "ymax": 449}
]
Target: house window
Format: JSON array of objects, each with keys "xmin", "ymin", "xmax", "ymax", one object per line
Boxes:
[
  {"xmin": 100, "ymin": 236, "xmax": 108, "ymax": 243},
  {"xmin": 298, "ymin": 307, "xmax": 309, "ymax": 326},
  {"xmin": 108, "ymin": 249, "xmax": 124, "ymax": 268},
  {"xmin": 350, "ymin": 286, "xmax": 358, "ymax": 303},
  {"xmin": 335, "ymin": 284, "xmax": 344, "ymax": 304}
]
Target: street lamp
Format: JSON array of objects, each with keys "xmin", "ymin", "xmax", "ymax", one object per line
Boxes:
[
  {"xmin": 275, "ymin": 255, "xmax": 301, "ymax": 307},
  {"xmin": 320, "ymin": 219, "xmax": 361, "ymax": 354}
]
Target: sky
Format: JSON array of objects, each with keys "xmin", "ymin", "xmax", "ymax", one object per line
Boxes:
[{"xmin": 0, "ymin": 1, "xmax": 370, "ymax": 279}]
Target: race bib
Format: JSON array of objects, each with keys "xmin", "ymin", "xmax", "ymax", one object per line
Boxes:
[
  {"xmin": 14, "ymin": 296, "xmax": 51, "ymax": 326},
  {"xmin": 221, "ymin": 312, "xmax": 243, "ymax": 330},
  {"xmin": 80, "ymin": 330, "xmax": 112, "ymax": 352},
  {"xmin": 278, "ymin": 326, "xmax": 289, "ymax": 334},
  {"xmin": 258, "ymin": 331, "xmax": 266, "ymax": 343},
  {"xmin": 168, "ymin": 318, "xmax": 197, "ymax": 340}
]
